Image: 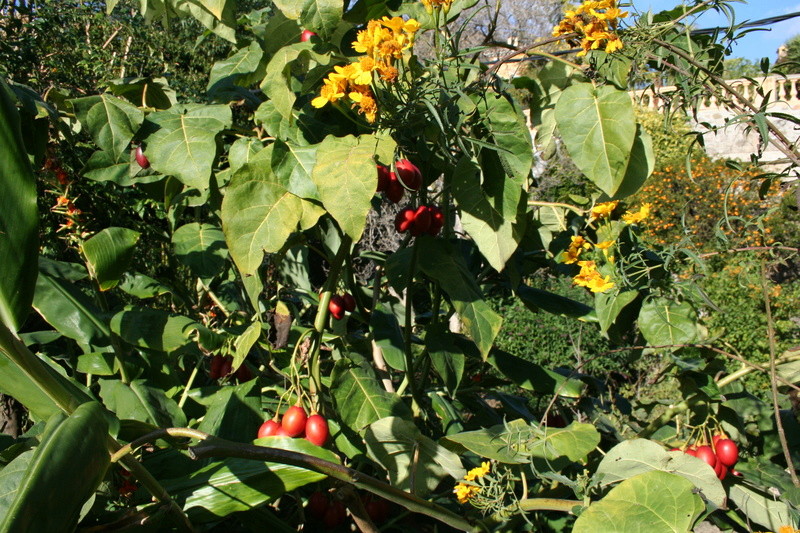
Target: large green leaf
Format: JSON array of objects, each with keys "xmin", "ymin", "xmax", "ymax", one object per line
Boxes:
[
  {"xmin": 573, "ymin": 470, "xmax": 704, "ymax": 533},
  {"xmin": 613, "ymin": 125, "xmax": 654, "ymax": 199},
  {"xmin": 555, "ymin": 82, "xmax": 635, "ymax": 197},
  {"xmin": 487, "ymin": 348, "xmax": 584, "ymax": 398},
  {"xmin": 312, "ymin": 134, "xmax": 395, "ymax": 241},
  {"xmin": 172, "ymin": 222, "xmax": 229, "ymax": 279},
  {"xmin": 0, "ymin": 79, "xmax": 39, "ymax": 332},
  {"xmin": 196, "ymin": 380, "xmax": 262, "ymax": 442},
  {"xmin": 594, "ymin": 289, "xmax": 638, "ymax": 333},
  {"xmin": 143, "ymin": 103, "xmax": 231, "ymax": 189},
  {"xmin": 221, "ymin": 148, "xmax": 324, "ymax": 276},
  {"xmin": 638, "ymin": 298, "xmax": 699, "ymax": 346},
  {"xmin": 452, "ymin": 156, "xmax": 526, "ymax": 272},
  {"xmin": 71, "ymin": 94, "xmax": 144, "ymax": 162},
  {"xmin": 261, "ymin": 46, "xmax": 305, "ymax": 122},
  {"xmin": 729, "ymin": 483, "xmax": 794, "ymax": 531},
  {"xmin": 271, "ymin": 139, "xmax": 319, "ymax": 200},
  {"xmin": 299, "ymin": 0, "xmax": 343, "ymax": 39},
  {"xmin": 207, "ymin": 41, "xmax": 265, "ymax": 101},
  {"xmin": 516, "ymin": 284, "xmax": 596, "ymax": 321},
  {"xmin": 80, "ymin": 227, "xmax": 141, "ymax": 291},
  {"xmin": 99, "ymin": 379, "xmax": 187, "ymax": 427},
  {"xmin": 110, "ymin": 306, "xmax": 221, "ymax": 353},
  {"xmin": 593, "ymin": 439, "xmax": 726, "ymax": 508},
  {"xmin": 426, "ymin": 324, "xmax": 465, "ymax": 396},
  {"xmin": 416, "ymin": 237, "xmax": 502, "ymax": 359},
  {"xmin": 0, "ymin": 402, "xmax": 109, "ymax": 533},
  {"xmin": 33, "ymin": 258, "xmax": 112, "ymax": 348},
  {"xmin": 165, "ymin": 437, "xmax": 339, "ymax": 521},
  {"xmin": 331, "ymin": 359, "xmax": 411, "ymax": 431},
  {"xmin": 364, "ymin": 417, "xmax": 465, "ymax": 496},
  {"xmin": 479, "ymin": 93, "xmax": 533, "ymax": 181},
  {"xmin": 369, "ymin": 303, "xmax": 406, "ymax": 371}
]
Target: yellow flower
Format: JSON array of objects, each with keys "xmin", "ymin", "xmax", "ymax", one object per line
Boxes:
[
  {"xmin": 554, "ymin": 0, "xmax": 626, "ymax": 56},
  {"xmin": 453, "ymin": 483, "xmax": 480, "ymax": 503},
  {"xmin": 621, "ymin": 203, "xmax": 651, "ymax": 224},
  {"xmin": 421, "ymin": 0, "xmax": 453, "ymax": 12},
  {"xmin": 778, "ymin": 527, "xmax": 800, "ymax": 533},
  {"xmin": 573, "ymin": 260, "xmax": 614, "ymax": 293},
  {"xmin": 563, "ymin": 235, "xmax": 592, "ymax": 264},
  {"xmin": 590, "ymin": 200, "xmax": 619, "ymax": 220},
  {"xmin": 595, "ymin": 240, "xmax": 614, "ymax": 250},
  {"xmin": 464, "ymin": 461, "xmax": 490, "ymax": 481}
]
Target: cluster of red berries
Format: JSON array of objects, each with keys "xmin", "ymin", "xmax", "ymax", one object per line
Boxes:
[
  {"xmin": 377, "ymin": 159, "xmax": 421, "ymax": 203},
  {"xmin": 328, "ymin": 292, "xmax": 356, "ymax": 320},
  {"xmin": 257, "ymin": 405, "xmax": 329, "ymax": 447},
  {"xmin": 209, "ymin": 355, "xmax": 253, "ymax": 381},
  {"xmin": 395, "ymin": 204, "xmax": 444, "ymax": 236},
  {"xmin": 43, "ymin": 157, "xmax": 71, "ymax": 185},
  {"xmin": 674, "ymin": 435, "xmax": 739, "ymax": 480}
]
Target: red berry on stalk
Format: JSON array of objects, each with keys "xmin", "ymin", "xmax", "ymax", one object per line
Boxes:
[
  {"xmin": 209, "ymin": 355, "xmax": 223, "ymax": 379},
  {"xmin": 385, "ymin": 173, "xmax": 404, "ymax": 203},
  {"xmin": 274, "ymin": 426, "xmax": 291, "ymax": 437},
  {"xmin": 685, "ymin": 447, "xmax": 698, "ymax": 457},
  {"xmin": 342, "ymin": 293, "xmax": 356, "ymax": 312},
  {"xmin": 219, "ymin": 356, "xmax": 233, "ymax": 377},
  {"xmin": 395, "ymin": 159, "xmax": 422, "ymax": 191},
  {"xmin": 376, "ymin": 164, "xmax": 391, "ymax": 192},
  {"xmin": 282, "ymin": 405, "xmax": 308, "ymax": 437},
  {"xmin": 329, "ymin": 294, "xmax": 346, "ymax": 320},
  {"xmin": 305, "ymin": 414, "xmax": 330, "ymax": 446},
  {"xmin": 235, "ymin": 363, "xmax": 253, "ymax": 382},
  {"xmin": 257, "ymin": 419, "xmax": 281, "ymax": 439},
  {"xmin": 300, "ymin": 29, "xmax": 317, "ymax": 42},
  {"xmin": 308, "ymin": 491, "xmax": 329, "ymax": 519},
  {"xmin": 395, "ymin": 207, "xmax": 416, "ymax": 233},
  {"xmin": 715, "ymin": 439, "xmax": 739, "ymax": 467},
  {"xmin": 323, "ymin": 500, "xmax": 347, "ymax": 528},
  {"xmin": 411, "ymin": 205, "xmax": 431, "ymax": 236},
  {"xmin": 694, "ymin": 445, "xmax": 717, "ymax": 469},
  {"xmin": 366, "ymin": 498, "xmax": 390, "ymax": 524},
  {"xmin": 427, "ymin": 205, "xmax": 444, "ymax": 235},
  {"xmin": 135, "ymin": 145, "xmax": 150, "ymax": 169},
  {"xmin": 715, "ymin": 462, "xmax": 728, "ymax": 480}
]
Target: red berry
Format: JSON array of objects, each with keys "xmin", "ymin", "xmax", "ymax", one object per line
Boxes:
[
  {"xmin": 282, "ymin": 405, "xmax": 308, "ymax": 437},
  {"xmin": 308, "ymin": 491, "xmax": 329, "ymax": 519},
  {"xmin": 694, "ymin": 445, "xmax": 717, "ymax": 469},
  {"xmin": 427, "ymin": 205, "xmax": 444, "ymax": 235},
  {"xmin": 410, "ymin": 205, "xmax": 431, "ymax": 236},
  {"xmin": 328, "ymin": 294, "xmax": 345, "ymax": 320},
  {"xmin": 366, "ymin": 498, "xmax": 390, "ymax": 524},
  {"xmin": 209, "ymin": 355, "xmax": 223, "ymax": 379},
  {"xmin": 685, "ymin": 447, "xmax": 698, "ymax": 457},
  {"xmin": 300, "ymin": 29, "xmax": 317, "ymax": 42},
  {"xmin": 715, "ymin": 439, "xmax": 739, "ymax": 467},
  {"xmin": 135, "ymin": 145, "xmax": 150, "ymax": 169},
  {"xmin": 305, "ymin": 414, "xmax": 330, "ymax": 446},
  {"xmin": 342, "ymin": 293, "xmax": 356, "ymax": 312},
  {"xmin": 394, "ymin": 207, "xmax": 416, "ymax": 233},
  {"xmin": 385, "ymin": 173, "xmax": 404, "ymax": 203},
  {"xmin": 235, "ymin": 364, "xmax": 253, "ymax": 382},
  {"xmin": 715, "ymin": 462, "xmax": 728, "ymax": 480},
  {"xmin": 395, "ymin": 159, "xmax": 422, "ymax": 191},
  {"xmin": 323, "ymin": 500, "xmax": 347, "ymax": 528},
  {"xmin": 257, "ymin": 419, "xmax": 281, "ymax": 439},
  {"xmin": 219, "ymin": 356, "xmax": 232, "ymax": 377},
  {"xmin": 376, "ymin": 164, "xmax": 391, "ymax": 192},
  {"xmin": 274, "ymin": 426, "xmax": 291, "ymax": 437}
]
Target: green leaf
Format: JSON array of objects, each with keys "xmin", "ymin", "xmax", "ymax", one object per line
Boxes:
[
  {"xmin": 99, "ymin": 379, "xmax": 187, "ymax": 427},
  {"xmin": 33, "ymin": 258, "xmax": 112, "ymax": 348},
  {"xmin": 331, "ymin": 359, "xmax": 411, "ymax": 431},
  {"xmin": 207, "ymin": 42, "xmax": 265, "ymax": 102},
  {"xmin": 516, "ymin": 284, "xmax": 596, "ymax": 321},
  {"xmin": 0, "ymin": 353, "xmax": 69, "ymax": 421},
  {"xmin": 729, "ymin": 482, "xmax": 794, "ymax": 530},
  {"xmin": 364, "ymin": 417, "xmax": 465, "ymax": 496},
  {"xmin": 555, "ymin": 82, "xmax": 635, "ymax": 197},
  {"xmin": 479, "ymin": 93, "xmax": 533, "ymax": 181},
  {"xmin": 172, "ymin": 223, "xmax": 228, "ymax": 279},
  {"xmin": 638, "ymin": 298, "xmax": 699, "ymax": 346},
  {"xmin": 196, "ymin": 380, "xmax": 262, "ymax": 443},
  {"xmin": 573, "ymin": 471, "xmax": 704, "ymax": 533},
  {"xmin": 80, "ymin": 227, "xmax": 141, "ymax": 291},
  {"xmin": 595, "ymin": 289, "xmax": 638, "ymax": 333},
  {"xmin": 613, "ymin": 125, "xmax": 654, "ymax": 199},
  {"xmin": 0, "ymin": 78, "xmax": 39, "ymax": 332},
  {"xmin": 82, "ymin": 149, "xmax": 136, "ymax": 185},
  {"xmin": 260, "ymin": 46, "xmax": 306, "ymax": 122},
  {"xmin": 0, "ymin": 403, "xmax": 110, "ymax": 533},
  {"xmin": 312, "ymin": 134, "xmax": 395, "ymax": 242},
  {"xmin": 426, "ymin": 324, "xmax": 465, "ymax": 396},
  {"xmin": 416, "ymin": 237, "xmax": 502, "ymax": 359},
  {"xmin": 369, "ymin": 303, "xmax": 406, "ymax": 371},
  {"xmin": 71, "ymin": 94, "xmax": 144, "ymax": 162},
  {"xmin": 228, "ymin": 137, "xmax": 263, "ymax": 174},
  {"xmin": 143, "ymin": 103, "xmax": 232, "ymax": 189},
  {"xmin": 221, "ymin": 148, "xmax": 323, "ymax": 276},
  {"xmin": 299, "ymin": 0, "xmax": 343, "ymax": 39},
  {"xmin": 107, "ymin": 77, "xmax": 177, "ymax": 110},
  {"xmin": 451, "ymin": 156, "xmax": 526, "ymax": 271},
  {"xmin": 76, "ymin": 352, "xmax": 117, "ymax": 376},
  {"xmin": 271, "ymin": 139, "xmax": 319, "ymax": 200},
  {"xmin": 593, "ymin": 439, "xmax": 726, "ymax": 508},
  {"xmin": 117, "ymin": 272, "xmax": 173, "ymax": 300},
  {"xmin": 165, "ymin": 437, "xmax": 339, "ymax": 521},
  {"xmin": 232, "ymin": 321, "xmax": 261, "ymax": 372},
  {"xmin": 527, "ymin": 422, "xmax": 600, "ymax": 462},
  {"xmin": 487, "ymin": 349, "xmax": 585, "ymax": 398},
  {"xmin": 110, "ymin": 306, "xmax": 219, "ymax": 353}
]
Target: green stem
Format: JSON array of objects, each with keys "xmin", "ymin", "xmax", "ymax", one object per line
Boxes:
[
  {"xmin": 308, "ymin": 235, "xmax": 353, "ymax": 398},
  {"xmin": 403, "ymin": 240, "xmax": 422, "ymax": 414},
  {"xmin": 178, "ymin": 356, "xmax": 203, "ymax": 409}
]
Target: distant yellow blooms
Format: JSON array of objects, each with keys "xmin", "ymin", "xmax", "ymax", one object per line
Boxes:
[
  {"xmin": 553, "ymin": 0, "xmax": 627, "ymax": 56},
  {"xmin": 312, "ymin": 16, "xmax": 419, "ymax": 123},
  {"xmin": 453, "ymin": 461, "xmax": 490, "ymax": 504}
]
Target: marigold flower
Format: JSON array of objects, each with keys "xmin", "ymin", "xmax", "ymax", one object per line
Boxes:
[
  {"xmin": 553, "ymin": 0, "xmax": 627, "ymax": 56},
  {"xmin": 621, "ymin": 203, "xmax": 651, "ymax": 224},
  {"xmin": 464, "ymin": 461, "xmax": 490, "ymax": 481},
  {"xmin": 573, "ymin": 260, "xmax": 614, "ymax": 293},
  {"xmin": 590, "ymin": 200, "xmax": 619, "ymax": 220},
  {"xmin": 563, "ymin": 235, "xmax": 592, "ymax": 264},
  {"xmin": 453, "ymin": 482, "xmax": 480, "ymax": 503}
]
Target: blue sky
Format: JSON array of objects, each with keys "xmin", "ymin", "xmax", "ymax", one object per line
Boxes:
[{"xmin": 630, "ymin": 1, "xmax": 800, "ymax": 63}]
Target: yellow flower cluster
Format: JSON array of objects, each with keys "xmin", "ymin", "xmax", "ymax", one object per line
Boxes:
[
  {"xmin": 574, "ymin": 260, "xmax": 614, "ymax": 293},
  {"xmin": 421, "ymin": 0, "xmax": 452, "ymax": 14},
  {"xmin": 453, "ymin": 461, "xmax": 490, "ymax": 504},
  {"xmin": 622, "ymin": 203, "xmax": 651, "ymax": 224},
  {"xmin": 590, "ymin": 200, "xmax": 619, "ymax": 221},
  {"xmin": 564, "ymin": 235, "xmax": 592, "ymax": 264},
  {"xmin": 552, "ymin": 0, "xmax": 627, "ymax": 56},
  {"xmin": 311, "ymin": 17, "xmax": 420, "ymax": 123}
]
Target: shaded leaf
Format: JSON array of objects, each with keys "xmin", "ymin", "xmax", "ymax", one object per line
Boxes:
[
  {"xmin": 80, "ymin": 227, "xmax": 141, "ymax": 291},
  {"xmin": 331, "ymin": 359, "xmax": 411, "ymax": 431}
]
